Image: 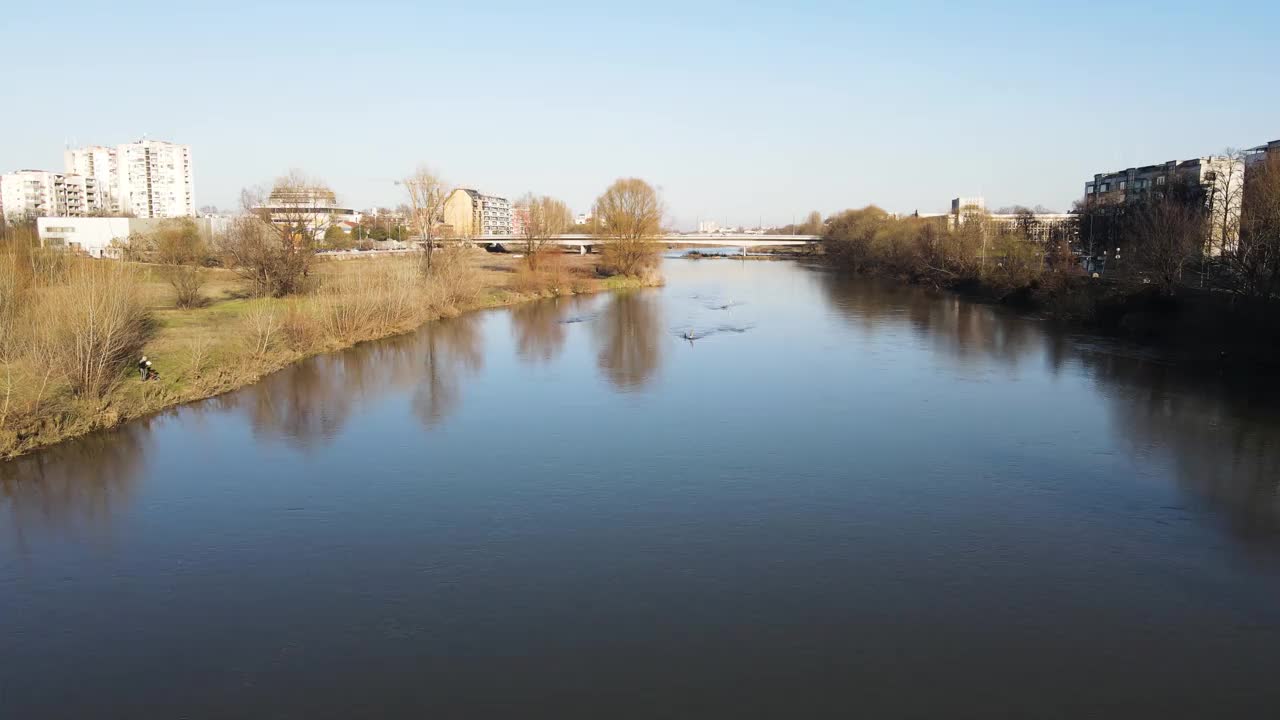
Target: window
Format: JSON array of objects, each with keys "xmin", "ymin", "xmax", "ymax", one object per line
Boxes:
[
  {"xmin": 1100, "ymin": 183, "xmax": 1109, "ymax": 192},
  {"xmin": 1156, "ymin": 176, "xmax": 1166, "ymax": 186},
  {"xmin": 1119, "ymin": 181, "xmax": 1127, "ymax": 190}
]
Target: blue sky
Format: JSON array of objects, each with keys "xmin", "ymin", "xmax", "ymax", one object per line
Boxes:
[{"xmin": 3, "ymin": 0, "xmax": 1276, "ymax": 228}]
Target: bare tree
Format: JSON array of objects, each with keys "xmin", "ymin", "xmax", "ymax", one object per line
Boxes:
[
  {"xmin": 801, "ymin": 210, "xmax": 823, "ymax": 235},
  {"xmin": 1205, "ymin": 149, "xmax": 1247, "ymax": 257},
  {"xmin": 517, "ymin": 193, "xmax": 572, "ymax": 270},
  {"xmin": 221, "ymin": 172, "xmax": 334, "ymax": 297},
  {"xmin": 1128, "ymin": 196, "xmax": 1207, "ymax": 295},
  {"xmin": 401, "ymin": 166, "xmax": 449, "ymax": 270},
  {"xmin": 1231, "ymin": 154, "xmax": 1280, "ymax": 301},
  {"xmin": 152, "ymin": 218, "xmax": 207, "ymax": 307},
  {"xmin": 592, "ymin": 178, "xmax": 664, "ymax": 277}
]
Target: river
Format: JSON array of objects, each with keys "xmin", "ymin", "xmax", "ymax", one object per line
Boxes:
[{"xmin": 3, "ymin": 259, "xmax": 1280, "ymax": 718}]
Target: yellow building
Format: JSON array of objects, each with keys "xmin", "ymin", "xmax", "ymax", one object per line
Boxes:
[
  {"xmin": 441, "ymin": 188, "xmax": 512, "ymax": 238},
  {"xmin": 442, "ymin": 188, "xmax": 479, "ymax": 238}
]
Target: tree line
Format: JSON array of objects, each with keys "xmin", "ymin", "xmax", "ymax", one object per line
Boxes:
[{"xmin": 821, "ymin": 153, "xmax": 1280, "ymax": 305}]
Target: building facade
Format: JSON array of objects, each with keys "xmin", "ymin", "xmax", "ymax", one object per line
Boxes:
[
  {"xmin": 64, "ymin": 139, "xmax": 195, "ymax": 218},
  {"xmin": 37, "ymin": 216, "xmax": 230, "ymax": 258},
  {"xmin": 253, "ymin": 185, "xmax": 357, "ymax": 240},
  {"xmin": 511, "ymin": 204, "xmax": 530, "ymax": 237},
  {"xmin": 1084, "ymin": 155, "xmax": 1245, "ymax": 253},
  {"xmin": 1, "ymin": 170, "xmax": 102, "ymax": 222},
  {"xmin": 1245, "ymin": 139, "xmax": 1280, "ymax": 168},
  {"xmin": 947, "ymin": 197, "xmax": 1076, "ymax": 243},
  {"xmin": 63, "ymin": 145, "xmax": 120, "ymax": 213},
  {"xmin": 442, "ymin": 188, "xmax": 513, "ymax": 237}
]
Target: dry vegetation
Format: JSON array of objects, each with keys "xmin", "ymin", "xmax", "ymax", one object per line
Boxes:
[{"xmin": 0, "ymin": 245, "xmax": 652, "ymax": 460}]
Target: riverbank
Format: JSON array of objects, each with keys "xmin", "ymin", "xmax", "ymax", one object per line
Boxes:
[
  {"xmin": 861, "ymin": 265, "xmax": 1280, "ymax": 369},
  {"xmin": 0, "ymin": 252, "xmax": 656, "ymax": 460}
]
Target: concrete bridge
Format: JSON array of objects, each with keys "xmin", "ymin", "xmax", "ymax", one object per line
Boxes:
[{"xmin": 472, "ymin": 233, "xmax": 820, "ymax": 254}]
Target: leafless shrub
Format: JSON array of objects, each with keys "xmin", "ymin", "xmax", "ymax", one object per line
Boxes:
[
  {"xmin": 170, "ymin": 265, "xmax": 206, "ymax": 308},
  {"xmin": 422, "ymin": 245, "xmax": 481, "ymax": 308},
  {"xmin": 186, "ymin": 337, "xmax": 212, "ymax": 379},
  {"xmin": 312, "ymin": 260, "xmax": 425, "ymax": 342},
  {"xmin": 243, "ymin": 305, "xmax": 283, "ymax": 357},
  {"xmin": 34, "ymin": 260, "xmax": 151, "ymax": 397},
  {"xmin": 282, "ymin": 303, "xmax": 322, "ymax": 352}
]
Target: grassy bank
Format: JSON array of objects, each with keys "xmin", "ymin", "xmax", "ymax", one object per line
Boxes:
[{"xmin": 0, "ymin": 250, "xmax": 656, "ymax": 460}]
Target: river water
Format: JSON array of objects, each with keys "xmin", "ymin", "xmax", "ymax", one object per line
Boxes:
[{"xmin": 3, "ymin": 259, "xmax": 1280, "ymax": 718}]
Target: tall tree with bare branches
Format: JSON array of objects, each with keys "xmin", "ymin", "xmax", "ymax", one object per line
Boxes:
[
  {"xmin": 1232, "ymin": 154, "xmax": 1280, "ymax": 301},
  {"xmin": 1127, "ymin": 195, "xmax": 1207, "ymax": 296},
  {"xmin": 1205, "ymin": 150, "xmax": 1247, "ymax": 258},
  {"xmin": 401, "ymin": 166, "xmax": 449, "ymax": 271},
  {"xmin": 517, "ymin": 193, "xmax": 572, "ymax": 270},
  {"xmin": 220, "ymin": 171, "xmax": 334, "ymax": 297}
]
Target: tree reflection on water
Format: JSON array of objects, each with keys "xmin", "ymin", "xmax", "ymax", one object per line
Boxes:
[
  {"xmin": 594, "ymin": 290, "xmax": 664, "ymax": 391},
  {"xmin": 0, "ymin": 423, "xmax": 148, "ymax": 549},
  {"xmin": 820, "ymin": 270, "xmax": 1280, "ymax": 544}
]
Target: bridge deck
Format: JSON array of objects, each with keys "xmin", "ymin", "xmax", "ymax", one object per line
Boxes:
[{"xmin": 473, "ymin": 234, "xmax": 818, "ymax": 247}]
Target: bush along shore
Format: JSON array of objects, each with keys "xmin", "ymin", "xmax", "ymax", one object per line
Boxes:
[
  {"xmin": 0, "ymin": 246, "xmax": 657, "ymax": 460},
  {"xmin": 821, "ymin": 194, "xmax": 1280, "ymax": 369},
  {"xmin": 0, "ymin": 174, "xmax": 670, "ymax": 460}
]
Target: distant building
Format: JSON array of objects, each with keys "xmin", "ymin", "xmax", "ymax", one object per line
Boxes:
[
  {"xmin": 64, "ymin": 139, "xmax": 195, "ymax": 218},
  {"xmin": 697, "ymin": 220, "xmax": 721, "ymax": 233},
  {"xmin": 442, "ymin": 188, "xmax": 512, "ymax": 237},
  {"xmin": 574, "ymin": 212, "xmax": 592, "ymax": 226},
  {"xmin": 1, "ymin": 170, "xmax": 103, "ymax": 222},
  {"xmin": 63, "ymin": 145, "xmax": 120, "ymax": 213},
  {"xmin": 512, "ymin": 204, "xmax": 530, "ymax": 236},
  {"xmin": 37, "ymin": 216, "xmax": 230, "ymax": 258},
  {"xmin": 947, "ymin": 196, "xmax": 1076, "ymax": 243},
  {"xmin": 1083, "ymin": 155, "xmax": 1245, "ymax": 253},
  {"xmin": 253, "ymin": 185, "xmax": 357, "ymax": 240}
]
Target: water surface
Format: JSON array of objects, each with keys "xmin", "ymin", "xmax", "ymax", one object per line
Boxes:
[{"xmin": 4, "ymin": 259, "xmax": 1280, "ymax": 718}]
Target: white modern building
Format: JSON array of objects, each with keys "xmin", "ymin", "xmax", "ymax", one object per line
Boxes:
[
  {"xmin": 1, "ymin": 170, "xmax": 103, "ymax": 222},
  {"xmin": 64, "ymin": 139, "xmax": 195, "ymax": 218},
  {"xmin": 253, "ymin": 185, "xmax": 358, "ymax": 240},
  {"xmin": 37, "ymin": 216, "xmax": 230, "ymax": 258}
]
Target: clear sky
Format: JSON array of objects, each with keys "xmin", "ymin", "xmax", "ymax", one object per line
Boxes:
[{"xmin": 3, "ymin": 1, "xmax": 1276, "ymax": 228}]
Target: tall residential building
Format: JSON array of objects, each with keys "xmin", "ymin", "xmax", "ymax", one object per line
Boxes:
[
  {"xmin": 442, "ymin": 188, "xmax": 512, "ymax": 237},
  {"xmin": 1083, "ymin": 156, "xmax": 1242, "ymax": 207},
  {"xmin": 63, "ymin": 145, "xmax": 120, "ymax": 213},
  {"xmin": 511, "ymin": 204, "xmax": 530, "ymax": 237},
  {"xmin": 1, "ymin": 170, "xmax": 102, "ymax": 222},
  {"xmin": 64, "ymin": 139, "xmax": 195, "ymax": 218},
  {"xmin": 1083, "ymin": 155, "xmax": 1245, "ymax": 252}
]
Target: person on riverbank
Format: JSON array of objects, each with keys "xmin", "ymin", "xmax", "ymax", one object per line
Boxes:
[{"xmin": 138, "ymin": 356, "xmax": 150, "ymax": 381}]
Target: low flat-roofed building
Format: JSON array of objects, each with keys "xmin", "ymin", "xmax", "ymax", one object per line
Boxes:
[{"xmin": 37, "ymin": 216, "xmax": 230, "ymax": 258}]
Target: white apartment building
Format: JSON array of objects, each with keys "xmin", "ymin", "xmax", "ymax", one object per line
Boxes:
[
  {"xmin": 63, "ymin": 145, "xmax": 120, "ymax": 213},
  {"xmin": 64, "ymin": 139, "xmax": 195, "ymax": 218},
  {"xmin": 478, "ymin": 193, "xmax": 512, "ymax": 235},
  {"xmin": 0, "ymin": 170, "xmax": 102, "ymax": 222}
]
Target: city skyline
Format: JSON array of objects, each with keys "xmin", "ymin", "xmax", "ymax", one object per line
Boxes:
[{"xmin": 3, "ymin": 1, "xmax": 1277, "ymax": 228}]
